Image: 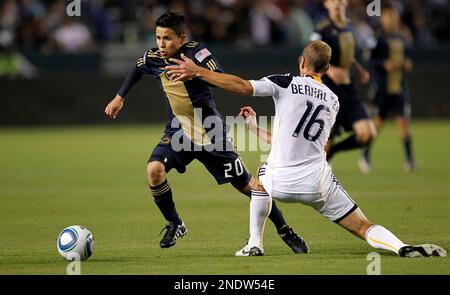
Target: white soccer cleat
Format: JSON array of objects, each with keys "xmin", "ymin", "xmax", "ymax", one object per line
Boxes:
[
  {"xmin": 398, "ymin": 244, "xmax": 447, "ymax": 258},
  {"xmin": 358, "ymin": 155, "xmax": 371, "ymax": 174},
  {"xmin": 404, "ymin": 160, "xmax": 421, "ymax": 173},
  {"xmin": 235, "ymin": 244, "xmax": 264, "ymax": 257}
]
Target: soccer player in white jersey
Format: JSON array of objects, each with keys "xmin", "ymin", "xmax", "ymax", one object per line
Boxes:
[{"xmin": 165, "ymin": 41, "xmax": 446, "ymax": 258}]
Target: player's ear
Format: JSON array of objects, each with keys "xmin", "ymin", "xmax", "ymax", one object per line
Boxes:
[
  {"xmin": 299, "ymin": 57, "xmax": 305, "ymax": 71},
  {"xmin": 324, "ymin": 63, "xmax": 330, "ymax": 74},
  {"xmin": 180, "ymin": 33, "xmax": 187, "ymax": 44}
]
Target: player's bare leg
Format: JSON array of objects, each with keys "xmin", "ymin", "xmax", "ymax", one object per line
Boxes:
[
  {"xmin": 354, "ymin": 119, "xmax": 377, "ymax": 145},
  {"xmin": 338, "ymin": 207, "xmax": 446, "ymax": 257},
  {"xmin": 359, "ymin": 116, "xmax": 383, "ymax": 173},
  {"xmin": 235, "ymin": 171, "xmax": 309, "ymax": 254},
  {"xmin": 324, "ymin": 138, "xmax": 333, "ymax": 156},
  {"xmin": 395, "ymin": 116, "xmax": 418, "ymax": 172},
  {"xmin": 147, "ymin": 161, "xmax": 187, "ymax": 248},
  {"xmin": 327, "ymin": 119, "xmax": 377, "ymax": 161}
]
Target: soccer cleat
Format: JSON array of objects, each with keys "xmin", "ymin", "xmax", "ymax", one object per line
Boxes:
[
  {"xmin": 404, "ymin": 160, "xmax": 420, "ymax": 173},
  {"xmin": 235, "ymin": 244, "xmax": 264, "ymax": 257},
  {"xmin": 159, "ymin": 222, "xmax": 188, "ymax": 248},
  {"xmin": 358, "ymin": 155, "xmax": 372, "ymax": 174},
  {"xmin": 398, "ymin": 244, "xmax": 447, "ymax": 258},
  {"xmin": 277, "ymin": 225, "xmax": 309, "ymax": 254}
]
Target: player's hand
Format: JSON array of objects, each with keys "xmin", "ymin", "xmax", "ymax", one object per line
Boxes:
[
  {"xmin": 358, "ymin": 69, "xmax": 370, "ymax": 85},
  {"xmin": 326, "ymin": 66, "xmax": 347, "ymax": 85},
  {"xmin": 383, "ymin": 60, "xmax": 394, "ymax": 72},
  {"xmin": 165, "ymin": 54, "xmax": 200, "ymax": 82},
  {"xmin": 404, "ymin": 58, "xmax": 413, "ymax": 72},
  {"xmin": 239, "ymin": 106, "xmax": 258, "ymax": 132},
  {"xmin": 105, "ymin": 95, "xmax": 124, "ymax": 119}
]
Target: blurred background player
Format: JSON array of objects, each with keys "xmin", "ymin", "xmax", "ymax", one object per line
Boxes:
[
  {"xmin": 359, "ymin": 4, "xmax": 418, "ymax": 174},
  {"xmin": 105, "ymin": 12, "xmax": 308, "ymax": 253},
  {"xmin": 310, "ymin": 0, "xmax": 377, "ymax": 162}
]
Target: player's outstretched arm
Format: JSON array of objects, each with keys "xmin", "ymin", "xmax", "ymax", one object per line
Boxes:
[
  {"xmin": 239, "ymin": 106, "xmax": 272, "ymax": 144},
  {"xmin": 105, "ymin": 64, "xmax": 144, "ymax": 119},
  {"xmin": 166, "ymin": 54, "xmax": 253, "ymax": 96}
]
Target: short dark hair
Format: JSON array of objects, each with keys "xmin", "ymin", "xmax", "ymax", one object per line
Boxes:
[
  {"xmin": 155, "ymin": 12, "xmax": 187, "ymax": 36},
  {"xmin": 382, "ymin": 2, "xmax": 400, "ymax": 16},
  {"xmin": 301, "ymin": 40, "xmax": 332, "ymax": 74}
]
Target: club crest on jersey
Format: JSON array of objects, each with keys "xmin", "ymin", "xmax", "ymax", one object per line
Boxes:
[{"xmin": 195, "ymin": 48, "xmax": 211, "ymax": 63}]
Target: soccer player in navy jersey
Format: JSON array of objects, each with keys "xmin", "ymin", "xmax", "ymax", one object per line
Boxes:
[
  {"xmin": 359, "ymin": 4, "xmax": 418, "ymax": 173},
  {"xmin": 105, "ymin": 12, "xmax": 308, "ymax": 253},
  {"xmin": 311, "ymin": 0, "xmax": 377, "ymax": 162}
]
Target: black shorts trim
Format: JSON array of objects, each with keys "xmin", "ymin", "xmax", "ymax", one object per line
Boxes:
[{"xmin": 333, "ymin": 204, "xmax": 359, "ymax": 223}]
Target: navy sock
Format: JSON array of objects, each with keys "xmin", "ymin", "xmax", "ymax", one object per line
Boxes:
[
  {"xmin": 327, "ymin": 134, "xmax": 366, "ymax": 161},
  {"xmin": 150, "ymin": 180, "xmax": 182, "ymax": 225},
  {"xmin": 403, "ymin": 136, "xmax": 413, "ymax": 163},
  {"xmin": 268, "ymin": 200, "xmax": 287, "ymax": 231},
  {"xmin": 363, "ymin": 143, "xmax": 371, "ymax": 163}
]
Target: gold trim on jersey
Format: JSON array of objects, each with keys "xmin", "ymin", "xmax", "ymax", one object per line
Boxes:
[
  {"xmin": 337, "ymin": 32, "xmax": 355, "ymax": 85},
  {"xmin": 137, "ymin": 57, "xmax": 145, "ymax": 67},
  {"xmin": 316, "ymin": 19, "xmax": 331, "ymax": 30},
  {"xmin": 147, "ymin": 50, "xmax": 164, "ymax": 59},
  {"xmin": 206, "ymin": 59, "xmax": 217, "ymax": 71},
  {"xmin": 160, "ymin": 71, "xmax": 212, "ymax": 146},
  {"xmin": 387, "ymin": 39, "xmax": 404, "ymax": 95},
  {"xmin": 311, "ymin": 75, "xmax": 323, "ymax": 83},
  {"xmin": 186, "ymin": 41, "xmax": 199, "ymax": 48}
]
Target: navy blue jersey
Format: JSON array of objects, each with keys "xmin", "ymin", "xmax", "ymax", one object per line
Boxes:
[
  {"xmin": 371, "ymin": 33, "xmax": 410, "ymax": 96},
  {"xmin": 118, "ymin": 41, "xmax": 227, "ymax": 145},
  {"xmin": 311, "ymin": 17, "xmax": 356, "ymax": 85}
]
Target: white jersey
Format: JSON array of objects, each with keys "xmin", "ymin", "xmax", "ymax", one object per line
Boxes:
[{"xmin": 250, "ymin": 74, "xmax": 339, "ymax": 193}]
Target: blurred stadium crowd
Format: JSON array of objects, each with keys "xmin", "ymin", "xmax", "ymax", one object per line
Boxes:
[{"xmin": 0, "ymin": 0, "xmax": 449, "ymax": 54}]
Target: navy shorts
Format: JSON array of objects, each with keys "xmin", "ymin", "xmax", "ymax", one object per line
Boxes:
[
  {"xmin": 148, "ymin": 134, "xmax": 251, "ymax": 188},
  {"xmin": 375, "ymin": 92, "xmax": 411, "ymax": 120},
  {"xmin": 323, "ymin": 75, "xmax": 370, "ymax": 136}
]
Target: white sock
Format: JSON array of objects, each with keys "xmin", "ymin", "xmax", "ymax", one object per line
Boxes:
[
  {"xmin": 365, "ymin": 225, "xmax": 407, "ymax": 254},
  {"xmin": 247, "ymin": 190, "xmax": 272, "ymax": 249}
]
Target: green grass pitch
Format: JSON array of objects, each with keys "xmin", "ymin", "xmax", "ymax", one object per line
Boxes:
[{"xmin": 0, "ymin": 120, "xmax": 449, "ymax": 274}]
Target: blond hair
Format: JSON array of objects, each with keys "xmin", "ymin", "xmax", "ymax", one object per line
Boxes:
[{"xmin": 301, "ymin": 40, "xmax": 332, "ymax": 74}]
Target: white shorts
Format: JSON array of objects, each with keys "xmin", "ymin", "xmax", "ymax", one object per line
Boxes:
[{"xmin": 258, "ymin": 163, "xmax": 358, "ymax": 222}]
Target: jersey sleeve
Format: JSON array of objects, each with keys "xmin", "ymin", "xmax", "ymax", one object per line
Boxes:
[
  {"xmin": 191, "ymin": 43, "xmax": 224, "ymax": 73},
  {"xmin": 370, "ymin": 37, "xmax": 387, "ymax": 70},
  {"xmin": 249, "ymin": 78, "xmax": 278, "ymax": 97},
  {"xmin": 250, "ymin": 74, "xmax": 294, "ymax": 97},
  {"xmin": 136, "ymin": 50, "xmax": 163, "ymax": 77},
  {"xmin": 309, "ymin": 31, "xmax": 323, "ymax": 41},
  {"xmin": 116, "ymin": 50, "xmax": 163, "ymax": 97},
  {"xmin": 310, "ymin": 18, "xmax": 329, "ymax": 41}
]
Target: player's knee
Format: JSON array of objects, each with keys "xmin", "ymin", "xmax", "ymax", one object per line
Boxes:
[
  {"xmin": 356, "ymin": 132, "xmax": 371, "ymax": 145},
  {"xmin": 355, "ymin": 124, "xmax": 375, "ymax": 144},
  {"xmin": 252, "ymin": 167, "xmax": 266, "ymax": 192},
  {"xmin": 147, "ymin": 161, "xmax": 166, "ymax": 185}
]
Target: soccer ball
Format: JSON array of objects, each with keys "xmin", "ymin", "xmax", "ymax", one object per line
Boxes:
[{"xmin": 57, "ymin": 225, "xmax": 95, "ymax": 261}]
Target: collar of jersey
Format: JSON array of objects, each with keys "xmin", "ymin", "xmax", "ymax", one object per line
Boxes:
[{"xmin": 303, "ymin": 74, "xmax": 322, "ymax": 83}]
